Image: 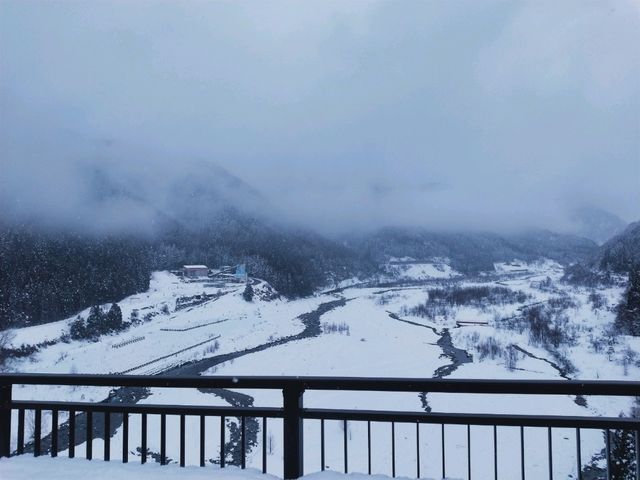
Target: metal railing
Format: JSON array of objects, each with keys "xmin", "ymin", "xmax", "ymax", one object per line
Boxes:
[{"xmin": 0, "ymin": 374, "xmax": 638, "ymax": 479}]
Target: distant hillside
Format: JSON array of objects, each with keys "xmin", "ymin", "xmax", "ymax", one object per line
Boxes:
[
  {"xmin": 596, "ymin": 221, "xmax": 640, "ymax": 273},
  {"xmin": 86, "ymin": 162, "xmax": 377, "ymax": 297},
  {"xmin": 152, "ymin": 207, "xmax": 376, "ymax": 298},
  {"xmin": 568, "ymin": 206, "xmax": 627, "ymax": 245},
  {"xmin": 0, "ymin": 160, "xmax": 380, "ymax": 328},
  {"xmin": 344, "ymin": 227, "xmax": 599, "ymax": 273},
  {"xmin": 0, "ymin": 161, "xmax": 611, "ymax": 329},
  {"xmin": 504, "ymin": 230, "xmax": 599, "ymax": 265}
]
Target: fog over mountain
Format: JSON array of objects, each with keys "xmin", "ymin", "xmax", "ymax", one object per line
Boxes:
[{"xmin": 1, "ymin": 0, "xmax": 639, "ymax": 235}]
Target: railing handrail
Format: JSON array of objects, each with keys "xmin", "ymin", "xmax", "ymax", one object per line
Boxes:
[
  {"xmin": 1, "ymin": 373, "xmax": 639, "ymax": 396},
  {"xmin": 11, "ymin": 400, "xmax": 639, "ymax": 430},
  {"xmin": 12, "ymin": 400, "xmax": 285, "ymax": 418}
]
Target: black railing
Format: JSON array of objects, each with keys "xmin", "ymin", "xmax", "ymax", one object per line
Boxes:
[{"xmin": 0, "ymin": 374, "xmax": 639, "ymax": 479}]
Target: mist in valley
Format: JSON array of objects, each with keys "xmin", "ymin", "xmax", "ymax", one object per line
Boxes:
[{"xmin": 1, "ymin": 0, "xmax": 638, "ymax": 237}]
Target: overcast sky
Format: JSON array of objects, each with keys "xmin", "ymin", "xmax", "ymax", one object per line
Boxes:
[{"xmin": 1, "ymin": 0, "xmax": 639, "ymax": 234}]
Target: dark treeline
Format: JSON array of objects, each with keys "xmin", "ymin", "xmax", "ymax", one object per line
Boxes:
[
  {"xmin": 2, "ymin": 209, "xmax": 633, "ymax": 330},
  {"xmin": 0, "ymin": 226, "xmax": 151, "ymax": 329},
  {"xmin": 0, "ymin": 211, "xmax": 376, "ymax": 329},
  {"xmin": 407, "ymin": 285, "xmax": 529, "ymax": 320},
  {"xmin": 346, "ymin": 227, "xmax": 599, "ymax": 273},
  {"xmin": 153, "ymin": 209, "xmax": 375, "ymax": 301},
  {"xmin": 426, "ymin": 285, "xmax": 529, "ymax": 306}
]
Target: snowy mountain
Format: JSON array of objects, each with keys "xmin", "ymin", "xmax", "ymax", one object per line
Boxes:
[
  {"xmin": 568, "ymin": 206, "xmax": 627, "ymax": 245},
  {"xmin": 596, "ymin": 221, "xmax": 640, "ymax": 273}
]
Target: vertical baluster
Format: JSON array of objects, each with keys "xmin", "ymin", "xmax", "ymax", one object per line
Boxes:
[
  {"xmin": 51, "ymin": 410, "xmax": 58, "ymax": 457},
  {"xmin": 635, "ymin": 429, "xmax": 639, "ymax": 480},
  {"xmin": 220, "ymin": 415, "xmax": 225, "ymax": 468},
  {"xmin": 0, "ymin": 383, "xmax": 10, "ymax": 459},
  {"xmin": 320, "ymin": 419, "xmax": 325, "ymax": 472},
  {"xmin": 282, "ymin": 386, "xmax": 304, "ymax": 480},
  {"xmin": 344, "ymin": 419, "xmax": 348, "ymax": 474},
  {"xmin": 122, "ymin": 412, "xmax": 128, "ymax": 463},
  {"xmin": 69, "ymin": 410, "xmax": 75, "ymax": 459},
  {"xmin": 34, "ymin": 409, "xmax": 41, "ymax": 457},
  {"xmin": 86, "ymin": 411, "xmax": 93, "ymax": 460},
  {"xmin": 262, "ymin": 417, "xmax": 267, "ymax": 474},
  {"xmin": 576, "ymin": 428, "xmax": 581, "ymax": 480},
  {"xmin": 520, "ymin": 426, "xmax": 525, "ymax": 480},
  {"xmin": 493, "ymin": 425, "xmax": 498, "ymax": 480},
  {"xmin": 391, "ymin": 421, "xmax": 395, "ymax": 478},
  {"xmin": 241, "ymin": 416, "xmax": 246, "ymax": 469},
  {"xmin": 141, "ymin": 413, "xmax": 147, "ymax": 464},
  {"xmin": 605, "ymin": 429, "xmax": 611, "ymax": 480},
  {"xmin": 17, "ymin": 409, "xmax": 24, "ymax": 455},
  {"xmin": 180, "ymin": 414, "xmax": 185, "ymax": 467},
  {"xmin": 160, "ymin": 414, "xmax": 166, "ymax": 466},
  {"xmin": 441, "ymin": 424, "xmax": 446, "ymax": 480},
  {"xmin": 467, "ymin": 424, "xmax": 471, "ymax": 480},
  {"xmin": 548, "ymin": 427, "xmax": 553, "ymax": 480},
  {"xmin": 200, "ymin": 415, "xmax": 205, "ymax": 468},
  {"xmin": 104, "ymin": 412, "xmax": 110, "ymax": 461},
  {"xmin": 416, "ymin": 422, "xmax": 420, "ymax": 480},
  {"xmin": 368, "ymin": 421, "xmax": 372, "ymax": 476}
]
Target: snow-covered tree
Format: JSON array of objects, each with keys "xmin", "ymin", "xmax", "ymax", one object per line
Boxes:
[
  {"xmin": 86, "ymin": 305, "xmax": 105, "ymax": 338},
  {"xmin": 105, "ymin": 303, "xmax": 123, "ymax": 332},
  {"xmin": 243, "ymin": 283, "xmax": 254, "ymax": 302},
  {"xmin": 605, "ymin": 421, "xmax": 637, "ymax": 479},
  {"xmin": 69, "ymin": 315, "xmax": 87, "ymax": 340}
]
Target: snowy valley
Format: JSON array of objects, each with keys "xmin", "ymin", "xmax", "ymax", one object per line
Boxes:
[{"xmin": 3, "ymin": 259, "xmax": 638, "ymax": 479}]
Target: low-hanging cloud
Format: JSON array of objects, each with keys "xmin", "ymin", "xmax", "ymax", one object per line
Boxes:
[{"xmin": 1, "ymin": 0, "xmax": 638, "ymax": 235}]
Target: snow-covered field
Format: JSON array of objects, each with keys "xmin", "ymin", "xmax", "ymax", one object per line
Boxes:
[{"xmin": 2, "ymin": 260, "xmax": 637, "ymax": 480}]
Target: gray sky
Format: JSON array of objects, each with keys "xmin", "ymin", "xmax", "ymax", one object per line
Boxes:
[{"xmin": 1, "ymin": 0, "xmax": 639, "ymax": 234}]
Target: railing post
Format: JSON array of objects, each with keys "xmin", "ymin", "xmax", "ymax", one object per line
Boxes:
[
  {"xmin": 283, "ymin": 385, "xmax": 304, "ymax": 479},
  {"xmin": 0, "ymin": 382, "xmax": 12, "ymax": 458}
]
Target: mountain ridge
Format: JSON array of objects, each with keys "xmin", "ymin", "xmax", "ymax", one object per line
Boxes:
[{"xmin": 0, "ymin": 162, "xmax": 619, "ymax": 329}]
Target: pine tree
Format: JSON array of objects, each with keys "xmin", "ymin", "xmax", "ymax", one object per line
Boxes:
[
  {"xmin": 606, "ymin": 422, "xmax": 637, "ymax": 479},
  {"xmin": 69, "ymin": 316, "xmax": 87, "ymax": 340},
  {"xmin": 86, "ymin": 305, "xmax": 105, "ymax": 338},
  {"xmin": 616, "ymin": 267, "xmax": 640, "ymax": 335},
  {"xmin": 105, "ymin": 303, "xmax": 123, "ymax": 333},
  {"xmin": 243, "ymin": 283, "xmax": 254, "ymax": 302}
]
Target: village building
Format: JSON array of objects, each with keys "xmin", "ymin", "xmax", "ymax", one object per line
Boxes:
[{"xmin": 182, "ymin": 265, "xmax": 209, "ymax": 278}]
